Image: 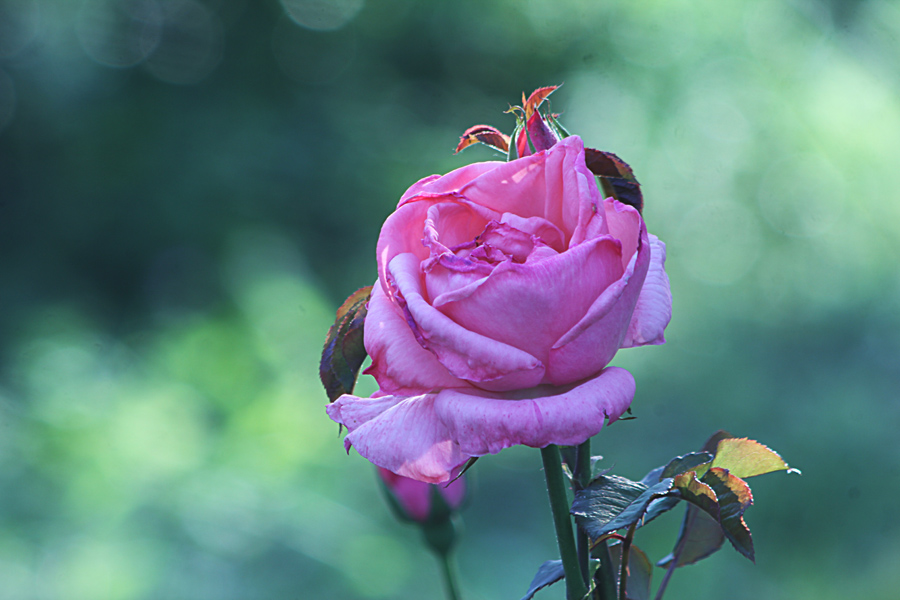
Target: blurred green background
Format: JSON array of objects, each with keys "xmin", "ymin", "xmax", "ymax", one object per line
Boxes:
[{"xmin": 1, "ymin": 0, "xmax": 898, "ymax": 598}]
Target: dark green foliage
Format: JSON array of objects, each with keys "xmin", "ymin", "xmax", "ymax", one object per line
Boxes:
[
  {"xmin": 572, "ymin": 476, "xmax": 674, "ymax": 539},
  {"xmin": 520, "ymin": 560, "xmax": 565, "ymax": 600}
]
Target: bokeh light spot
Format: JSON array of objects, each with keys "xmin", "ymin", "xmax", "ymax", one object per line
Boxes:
[
  {"xmin": 272, "ymin": 16, "xmax": 357, "ymax": 85},
  {"xmin": 280, "ymin": 0, "xmax": 364, "ymax": 32},
  {"xmin": 0, "ymin": 0, "xmax": 40, "ymax": 58},
  {"xmin": 76, "ymin": 0, "xmax": 163, "ymax": 68}
]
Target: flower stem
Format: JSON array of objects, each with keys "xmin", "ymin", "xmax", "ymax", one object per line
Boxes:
[
  {"xmin": 618, "ymin": 523, "xmax": 638, "ymax": 600},
  {"xmin": 541, "ymin": 444, "xmax": 589, "ymax": 600},
  {"xmin": 594, "ymin": 539, "xmax": 618, "ymax": 600},
  {"xmin": 574, "ymin": 439, "xmax": 592, "ymax": 590},
  {"xmin": 437, "ymin": 551, "xmax": 462, "ymax": 600}
]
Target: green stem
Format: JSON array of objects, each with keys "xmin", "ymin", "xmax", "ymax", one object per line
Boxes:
[
  {"xmin": 573, "ymin": 440, "xmax": 592, "ymax": 590},
  {"xmin": 618, "ymin": 523, "xmax": 638, "ymax": 600},
  {"xmin": 541, "ymin": 445, "xmax": 589, "ymax": 600},
  {"xmin": 437, "ymin": 551, "xmax": 462, "ymax": 600},
  {"xmin": 654, "ymin": 558, "xmax": 677, "ymax": 600},
  {"xmin": 594, "ymin": 539, "xmax": 618, "ymax": 600}
]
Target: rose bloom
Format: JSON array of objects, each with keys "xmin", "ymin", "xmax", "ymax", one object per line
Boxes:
[
  {"xmin": 328, "ymin": 135, "xmax": 671, "ymax": 483},
  {"xmin": 377, "ymin": 467, "xmax": 466, "ymax": 523}
]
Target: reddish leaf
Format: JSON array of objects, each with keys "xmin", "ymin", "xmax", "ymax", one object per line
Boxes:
[
  {"xmin": 701, "ymin": 467, "xmax": 755, "ymax": 562},
  {"xmin": 583, "ymin": 148, "xmax": 643, "ymax": 213},
  {"xmin": 320, "ymin": 286, "xmax": 372, "ymax": 402},
  {"xmin": 456, "ymin": 124, "xmax": 510, "ymax": 154},
  {"xmin": 702, "ymin": 430, "xmax": 736, "ymax": 454},
  {"xmin": 672, "ymin": 472, "xmax": 719, "ymax": 520},
  {"xmin": 523, "ymin": 85, "xmax": 559, "ymax": 118},
  {"xmin": 657, "ymin": 506, "xmax": 725, "ymax": 568}
]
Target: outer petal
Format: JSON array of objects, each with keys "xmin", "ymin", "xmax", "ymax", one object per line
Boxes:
[
  {"xmin": 364, "ymin": 282, "xmax": 468, "ymax": 394},
  {"xmin": 433, "ymin": 367, "xmax": 635, "ymax": 456},
  {"xmin": 622, "ymin": 234, "xmax": 671, "ymax": 347},
  {"xmin": 547, "ymin": 219, "xmax": 651, "ymax": 384},
  {"xmin": 431, "ymin": 235, "xmax": 625, "ymax": 367},
  {"xmin": 389, "ymin": 253, "xmax": 546, "ymax": 390},
  {"xmin": 399, "ymin": 162, "xmax": 503, "ymax": 206},
  {"xmin": 327, "ymin": 392, "xmax": 464, "ymax": 483}
]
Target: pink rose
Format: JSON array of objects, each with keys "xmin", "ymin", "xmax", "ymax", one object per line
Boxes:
[
  {"xmin": 327, "ymin": 135, "xmax": 671, "ymax": 483},
  {"xmin": 377, "ymin": 467, "xmax": 466, "ymax": 523}
]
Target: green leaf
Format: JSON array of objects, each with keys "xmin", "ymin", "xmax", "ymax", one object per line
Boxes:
[
  {"xmin": 711, "ymin": 438, "xmax": 796, "ymax": 479},
  {"xmin": 657, "ymin": 506, "xmax": 725, "ymax": 568},
  {"xmin": 572, "ymin": 476, "xmax": 674, "ymax": 539},
  {"xmin": 507, "ymin": 120, "xmax": 524, "ymax": 161},
  {"xmin": 519, "ymin": 560, "xmax": 565, "ymax": 600},
  {"xmin": 608, "ymin": 543, "xmax": 652, "ymax": 600},
  {"xmin": 319, "ymin": 286, "xmax": 371, "ymax": 402},
  {"xmin": 641, "ymin": 496, "xmax": 681, "ymax": 525},
  {"xmin": 700, "ymin": 467, "xmax": 755, "ymax": 562},
  {"xmin": 661, "ymin": 452, "xmax": 713, "ymax": 479}
]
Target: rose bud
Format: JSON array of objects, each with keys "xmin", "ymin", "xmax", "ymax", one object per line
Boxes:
[{"xmin": 377, "ymin": 466, "xmax": 466, "ymax": 523}]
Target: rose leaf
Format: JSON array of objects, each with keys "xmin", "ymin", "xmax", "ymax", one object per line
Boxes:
[
  {"xmin": 657, "ymin": 506, "xmax": 726, "ymax": 569},
  {"xmin": 700, "ymin": 467, "xmax": 755, "ymax": 562},
  {"xmin": 572, "ymin": 476, "xmax": 674, "ymax": 539},
  {"xmin": 519, "ymin": 559, "xmax": 565, "ymax": 600},
  {"xmin": 455, "ymin": 124, "xmax": 510, "ymax": 154},
  {"xmin": 583, "ymin": 148, "xmax": 644, "ymax": 213},
  {"xmin": 319, "ymin": 286, "xmax": 372, "ymax": 402},
  {"xmin": 607, "ymin": 541, "xmax": 653, "ymax": 600},
  {"xmin": 711, "ymin": 437, "xmax": 798, "ymax": 479}
]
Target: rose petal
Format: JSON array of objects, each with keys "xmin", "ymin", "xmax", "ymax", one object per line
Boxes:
[
  {"xmin": 431, "ymin": 235, "xmax": 625, "ymax": 370},
  {"xmin": 603, "ymin": 197, "xmax": 642, "ymax": 269},
  {"xmin": 499, "ymin": 213, "xmax": 566, "ymax": 252},
  {"xmin": 622, "ymin": 234, "xmax": 672, "ymax": 347},
  {"xmin": 458, "ymin": 136, "xmax": 598, "ymax": 244},
  {"xmin": 399, "ymin": 162, "xmax": 503, "ymax": 206},
  {"xmin": 328, "ymin": 391, "xmax": 464, "ymax": 483},
  {"xmin": 364, "ymin": 282, "xmax": 469, "ymax": 393},
  {"xmin": 433, "ymin": 366, "xmax": 635, "ymax": 456},
  {"xmin": 547, "ymin": 223, "xmax": 651, "ymax": 384},
  {"xmin": 389, "ymin": 252, "xmax": 546, "ymax": 389}
]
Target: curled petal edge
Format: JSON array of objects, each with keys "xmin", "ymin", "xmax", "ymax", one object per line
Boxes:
[{"xmin": 326, "ymin": 367, "xmax": 635, "ymax": 483}]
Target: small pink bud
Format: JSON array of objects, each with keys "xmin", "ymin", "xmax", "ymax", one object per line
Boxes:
[{"xmin": 377, "ymin": 466, "xmax": 466, "ymax": 523}]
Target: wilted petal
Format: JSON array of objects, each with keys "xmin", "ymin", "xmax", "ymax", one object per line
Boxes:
[
  {"xmin": 433, "ymin": 367, "xmax": 635, "ymax": 456},
  {"xmin": 622, "ymin": 234, "xmax": 671, "ymax": 347}
]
